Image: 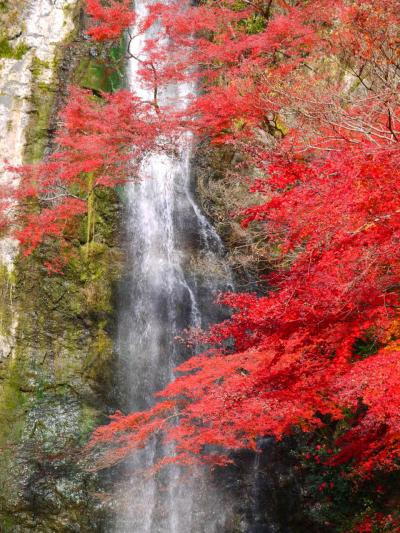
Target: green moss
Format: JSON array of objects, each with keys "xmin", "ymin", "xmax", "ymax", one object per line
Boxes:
[
  {"xmin": 76, "ymin": 59, "xmax": 108, "ymax": 91},
  {"xmin": 74, "ymin": 36, "xmax": 127, "ymax": 93},
  {"xmin": 13, "ymin": 42, "xmax": 29, "ymax": 59},
  {"xmin": 75, "ymin": 57, "xmax": 126, "ymax": 93},
  {"xmin": 24, "ymin": 52, "xmax": 60, "ymax": 162},
  {"xmin": 25, "ymin": 91, "xmax": 54, "ymax": 162},
  {"xmin": 0, "ymin": 263, "xmax": 15, "ymax": 337},
  {"xmin": 274, "ymin": 115, "xmax": 290, "ymax": 136},
  {"xmin": 24, "ymin": 7, "xmax": 79, "ymax": 163},
  {"xmin": 0, "ymin": 36, "xmax": 29, "ymax": 59},
  {"xmin": 0, "ymin": 363, "xmax": 26, "ymax": 445},
  {"xmin": 231, "ymin": 0, "xmax": 248, "ymax": 11},
  {"xmin": 31, "ymin": 55, "xmax": 50, "ymax": 77},
  {"xmin": 0, "ymin": 213, "xmax": 120, "ymax": 523},
  {"xmin": 84, "ymin": 327, "xmax": 114, "ymax": 381},
  {"xmin": 0, "ymin": 9, "xmax": 126, "ymax": 529},
  {"xmin": 1, "ymin": 516, "xmax": 16, "ymax": 532},
  {"xmin": 78, "ymin": 404, "xmax": 99, "ymax": 444},
  {"xmin": 63, "ymin": 2, "xmax": 77, "ymax": 19},
  {"xmin": 0, "ymin": 350, "xmax": 31, "ymax": 510},
  {"xmin": 0, "ymin": 37, "xmax": 16, "ymax": 58},
  {"xmin": 238, "ymin": 13, "xmax": 266, "ymax": 34}
]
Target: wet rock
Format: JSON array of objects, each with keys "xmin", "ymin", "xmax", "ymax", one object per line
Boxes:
[{"xmin": 0, "ymin": 2, "xmax": 122, "ymax": 531}]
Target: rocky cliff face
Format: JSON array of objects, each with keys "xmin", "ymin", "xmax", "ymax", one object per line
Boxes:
[
  {"xmin": 0, "ymin": 0, "xmax": 77, "ymax": 357},
  {"xmin": 0, "ymin": 0, "xmax": 77, "ymax": 258},
  {"xmin": 0, "ymin": 2, "xmax": 122, "ymax": 531},
  {"xmin": 192, "ymin": 142, "xmax": 274, "ymax": 294}
]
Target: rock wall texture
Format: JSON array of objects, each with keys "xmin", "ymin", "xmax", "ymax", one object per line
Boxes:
[
  {"xmin": 0, "ymin": 0, "xmax": 77, "ymax": 266},
  {"xmin": 0, "ymin": 0, "xmax": 77, "ymax": 360},
  {"xmin": 0, "ymin": 2, "xmax": 123, "ymax": 530},
  {"xmin": 192, "ymin": 142, "xmax": 272, "ymax": 293}
]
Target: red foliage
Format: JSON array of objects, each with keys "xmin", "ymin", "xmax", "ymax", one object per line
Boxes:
[
  {"xmin": 16, "ymin": 198, "xmax": 87, "ymax": 256},
  {"xmin": 353, "ymin": 513, "xmax": 400, "ymax": 533},
  {"xmin": 86, "ymin": 0, "xmax": 135, "ymax": 41},
  {"xmin": 87, "ymin": 0, "xmax": 400, "ymax": 480},
  {"xmin": 10, "ymin": 87, "xmax": 160, "ymax": 254}
]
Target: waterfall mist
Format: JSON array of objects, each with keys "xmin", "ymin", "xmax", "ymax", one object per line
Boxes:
[{"xmin": 112, "ymin": 1, "xmax": 234, "ymax": 531}]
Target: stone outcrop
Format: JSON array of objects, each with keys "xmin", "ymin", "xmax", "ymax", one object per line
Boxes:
[
  {"xmin": 0, "ymin": 2, "xmax": 123, "ymax": 530},
  {"xmin": 0, "ymin": 0, "xmax": 77, "ymax": 363},
  {"xmin": 0, "ymin": 0, "xmax": 77, "ymax": 262}
]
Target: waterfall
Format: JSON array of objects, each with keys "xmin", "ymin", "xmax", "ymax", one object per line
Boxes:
[{"xmin": 112, "ymin": 0, "xmax": 233, "ymax": 531}]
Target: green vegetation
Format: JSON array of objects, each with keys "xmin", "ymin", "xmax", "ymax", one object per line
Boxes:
[{"xmin": 0, "ymin": 36, "xmax": 29, "ymax": 59}]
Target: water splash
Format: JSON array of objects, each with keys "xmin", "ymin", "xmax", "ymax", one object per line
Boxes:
[{"xmin": 112, "ymin": 0, "xmax": 233, "ymax": 531}]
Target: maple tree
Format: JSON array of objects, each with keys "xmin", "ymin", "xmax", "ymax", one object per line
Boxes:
[
  {"xmin": 88, "ymin": 0, "xmax": 400, "ymax": 494},
  {"xmin": 86, "ymin": 0, "xmax": 135, "ymax": 41},
  {"xmin": 4, "ymin": 0, "xmax": 169, "ymax": 259},
  {"xmin": 9, "ymin": 87, "xmax": 161, "ymax": 257}
]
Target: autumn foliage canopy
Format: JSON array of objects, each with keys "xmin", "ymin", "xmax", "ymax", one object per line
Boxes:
[
  {"xmin": 86, "ymin": 0, "xmax": 135, "ymax": 41},
  {"xmin": 87, "ymin": 0, "xmax": 400, "ymax": 481}
]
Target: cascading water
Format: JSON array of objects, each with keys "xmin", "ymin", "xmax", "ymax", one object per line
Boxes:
[{"xmin": 113, "ymin": 1, "xmax": 234, "ymax": 531}]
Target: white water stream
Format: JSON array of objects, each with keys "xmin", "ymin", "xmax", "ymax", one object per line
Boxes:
[{"xmin": 113, "ymin": 1, "xmax": 233, "ymax": 531}]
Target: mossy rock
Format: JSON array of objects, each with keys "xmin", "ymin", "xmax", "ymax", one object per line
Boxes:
[{"xmin": 0, "ymin": 5, "xmax": 125, "ymax": 531}]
